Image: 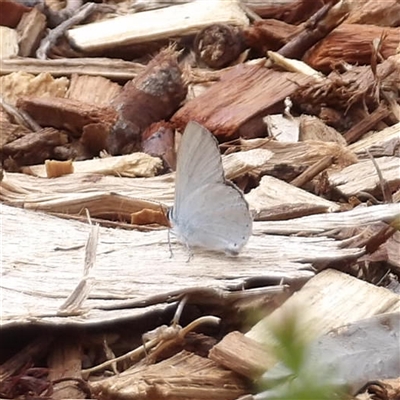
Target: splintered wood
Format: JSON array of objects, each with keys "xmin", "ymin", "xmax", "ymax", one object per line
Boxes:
[{"xmin": 1, "ymin": 0, "xmax": 400, "ymax": 398}]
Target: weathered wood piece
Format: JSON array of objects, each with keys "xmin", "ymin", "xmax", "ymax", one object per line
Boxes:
[
  {"xmin": 66, "ymin": 0, "xmax": 249, "ymax": 52},
  {"xmin": 89, "ymin": 350, "xmax": 247, "ymax": 400},
  {"xmin": 244, "ymin": 0, "xmax": 330, "ymax": 24},
  {"xmin": 172, "ymin": 63, "xmax": 316, "ymax": 140},
  {"xmin": 48, "ymin": 339, "xmax": 85, "ymax": 399},
  {"xmin": 210, "ymin": 269, "xmax": 400, "ymax": 378},
  {"xmin": 0, "ymin": 71, "xmax": 69, "ymax": 105},
  {"xmin": 17, "ymin": 96, "xmax": 118, "ymax": 137},
  {"xmin": 66, "ymin": 74, "xmax": 122, "ymax": 106},
  {"xmin": 343, "ymin": 104, "xmax": 392, "ymax": 144},
  {"xmin": 240, "ymin": 138, "xmax": 357, "ymax": 171},
  {"xmin": 16, "ymin": 6, "xmax": 47, "ymax": 57},
  {"xmin": 247, "ymin": 268, "xmax": 400, "ymax": 343},
  {"xmin": 304, "ymin": 24, "xmax": 400, "ymax": 72},
  {"xmin": 299, "ymin": 115, "xmax": 347, "ymax": 145},
  {"xmin": 3, "ymin": 204, "xmax": 374, "ymax": 328},
  {"xmin": 348, "ymin": 122, "xmax": 400, "ymax": 158},
  {"xmin": 2, "ymin": 127, "xmax": 68, "ymax": 168},
  {"xmin": 24, "ymin": 153, "xmax": 162, "ymax": 178},
  {"xmin": 345, "ymin": 0, "xmax": 400, "ymax": 26},
  {"xmin": 209, "ymin": 331, "xmax": 272, "ymax": 379},
  {"xmin": 0, "ymin": 57, "xmax": 145, "ymax": 80},
  {"xmin": 328, "ymin": 156, "xmax": 400, "ymax": 198},
  {"xmin": 0, "ymin": 26, "xmax": 19, "ymax": 59},
  {"xmin": 254, "ymin": 203, "xmax": 400, "ymax": 235},
  {"xmin": 246, "ymin": 175, "xmax": 339, "ymax": 220}
]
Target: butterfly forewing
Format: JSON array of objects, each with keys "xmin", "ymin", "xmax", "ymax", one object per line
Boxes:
[{"xmin": 173, "ymin": 121, "xmax": 224, "ymax": 216}]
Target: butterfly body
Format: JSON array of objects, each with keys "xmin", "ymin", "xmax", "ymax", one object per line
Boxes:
[{"xmin": 169, "ymin": 121, "xmax": 252, "ymax": 255}]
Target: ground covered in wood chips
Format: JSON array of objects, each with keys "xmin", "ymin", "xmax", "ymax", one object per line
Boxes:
[{"xmin": 0, "ymin": 0, "xmax": 400, "ymax": 399}]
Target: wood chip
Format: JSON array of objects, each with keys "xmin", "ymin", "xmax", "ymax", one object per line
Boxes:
[
  {"xmin": 66, "ymin": 0, "xmax": 249, "ymax": 52},
  {"xmin": 329, "ymin": 156, "xmax": 400, "ymax": 197}
]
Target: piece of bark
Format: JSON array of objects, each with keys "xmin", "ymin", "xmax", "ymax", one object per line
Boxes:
[
  {"xmin": 345, "ymin": 0, "xmax": 400, "ymax": 26},
  {"xmin": 0, "ymin": 26, "xmax": 19, "ymax": 58},
  {"xmin": 328, "ymin": 156, "xmax": 400, "ymax": 198},
  {"xmin": 0, "ymin": 71, "xmax": 69, "ymax": 106},
  {"xmin": 0, "ymin": 106, "xmax": 32, "ymax": 148},
  {"xmin": 17, "ymin": 96, "xmax": 118, "ymax": 138},
  {"xmin": 209, "ymin": 331, "xmax": 272, "ymax": 379},
  {"xmin": 2, "ymin": 127, "xmax": 68, "ymax": 169},
  {"xmin": 0, "ymin": 0, "xmax": 31, "ymax": 28},
  {"xmin": 299, "ymin": 115, "xmax": 347, "ymax": 145},
  {"xmin": 66, "ymin": 0, "xmax": 249, "ymax": 53},
  {"xmin": 348, "ymin": 121, "xmax": 400, "ymax": 158},
  {"xmin": 343, "ymin": 104, "xmax": 392, "ymax": 144},
  {"xmin": 16, "ymin": 6, "xmax": 46, "ymax": 57},
  {"xmin": 142, "ymin": 121, "xmax": 176, "ymax": 171},
  {"xmin": 108, "ymin": 49, "xmax": 187, "ymax": 155},
  {"xmin": 244, "ymin": 0, "xmax": 331, "ymax": 24},
  {"xmin": 66, "ymin": 73, "xmax": 122, "ymax": 106},
  {"xmin": 0, "ymin": 57, "xmax": 145, "ymax": 80},
  {"xmin": 171, "ymin": 63, "xmax": 316, "ymax": 140},
  {"xmin": 304, "ymin": 24, "xmax": 400, "ymax": 73}
]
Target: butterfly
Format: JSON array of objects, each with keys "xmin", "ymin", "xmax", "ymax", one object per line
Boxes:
[{"xmin": 168, "ymin": 121, "xmax": 252, "ymax": 256}]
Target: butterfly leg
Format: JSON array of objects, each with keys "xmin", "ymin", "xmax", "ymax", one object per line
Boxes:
[
  {"xmin": 185, "ymin": 242, "xmax": 194, "ymax": 263},
  {"xmin": 168, "ymin": 229, "xmax": 174, "ymax": 258}
]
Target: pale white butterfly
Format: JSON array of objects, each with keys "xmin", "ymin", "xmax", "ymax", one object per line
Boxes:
[{"xmin": 168, "ymin": 121, "xmax": 252, "ymax": 256}]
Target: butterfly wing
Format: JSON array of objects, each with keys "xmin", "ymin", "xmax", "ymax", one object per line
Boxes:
[
  {"xmin": 173, "ymin": 121, "xmax": 224, "ymax": 217},
  {"xmin": 170, "ymin": 121, "xmax": 252, "ymax": 254},
  {"xmin": 174, "ymin": 182, "xmax": 252, "ymax": 254}
]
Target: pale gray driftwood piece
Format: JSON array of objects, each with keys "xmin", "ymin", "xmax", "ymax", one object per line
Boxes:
[
  {"xmin": 67, "ymin": 0, "xmax": 249, "ymax": 52},
  {"xmin": 1, "ymin": 204, "xmax": 367, "ymax": 328},
  {"xmin": 328, "ymin": 156, "xmax": 400, "ymax": 197}
]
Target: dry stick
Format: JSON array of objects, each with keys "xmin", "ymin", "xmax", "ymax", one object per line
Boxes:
[
  {"xmin": 81, "ymin": 316, "xmax": 220, "ymax": 378},
  {"xmin": 58, "ymin": 210, "xmax": 99, "ymax": 315},
  {"xmin": 36, "ymin": 2, "xmax": 101, "ymax": 59},
  {"xmin": 366, "ymin": 150, "xmax": 393, "ymax": 204},
  {"xmin": 290, "ymin": 155, "xmax": 334, "ymax": 188},
  {"xmin": 266, "ymin": 0, "xmax": 349, "ymax": 64},
  {"xmin": 343, "ymin": 104, "xmax": 391, "ymax": 144}
]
